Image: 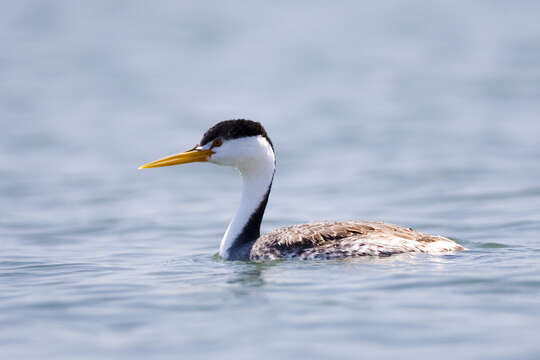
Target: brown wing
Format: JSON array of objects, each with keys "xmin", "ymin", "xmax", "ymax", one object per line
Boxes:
[{"xmin": 250, "ymin": 221, "xmax": 464, "ymax": 261}]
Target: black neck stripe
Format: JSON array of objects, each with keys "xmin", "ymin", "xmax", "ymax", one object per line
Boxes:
[{"xmin": 227, "ymin": 175, "xmax": 274, "ymax": 260}]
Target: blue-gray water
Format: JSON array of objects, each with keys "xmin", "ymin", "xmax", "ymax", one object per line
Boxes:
[{"xmin": 1, "ymin": 1, "xmax": 540, "ymax": 359}]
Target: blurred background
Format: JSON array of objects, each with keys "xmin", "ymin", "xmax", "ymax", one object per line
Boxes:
[{"xmin": 1, "ymin": 1, "xmax": 540, "ymax": 359}]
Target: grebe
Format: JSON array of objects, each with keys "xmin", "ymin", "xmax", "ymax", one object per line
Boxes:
[{"xmin": 139, "ymin": 119, "xmax": 464, "ymax": 261}]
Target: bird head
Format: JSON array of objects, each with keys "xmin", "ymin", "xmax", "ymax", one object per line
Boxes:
[{"xmin": 139, "ymin": 119, "xmax": 274, "ymax": 173}]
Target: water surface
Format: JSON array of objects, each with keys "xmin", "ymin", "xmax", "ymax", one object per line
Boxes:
[{"xmin": 1, "ymin": 1, "xmax": 540, "ymax": 359}]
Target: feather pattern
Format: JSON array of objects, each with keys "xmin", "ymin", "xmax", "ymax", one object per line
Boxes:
[{"xmin": 250, "ymin": 221, "xmax": 464, "ymax": 261}]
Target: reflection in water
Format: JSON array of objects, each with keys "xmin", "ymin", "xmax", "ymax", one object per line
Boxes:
[{"xmin": 226, "ymin": 262, "xmax": 273, "ymax": 288}]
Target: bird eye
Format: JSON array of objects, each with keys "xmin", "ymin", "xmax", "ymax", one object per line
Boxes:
[{"xmin": 212, "ymin": 138, "xmax": 223, "ymax": 148}]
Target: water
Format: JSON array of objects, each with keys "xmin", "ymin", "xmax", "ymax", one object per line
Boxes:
[{"xmin": 1, "ymin": 1, "xmax": 540, "ymax": 359}]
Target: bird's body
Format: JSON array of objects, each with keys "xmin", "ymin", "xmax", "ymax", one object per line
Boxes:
[
  {"xmin": 251, "ymin": 221, "xmax": 463, "ymax": 261},
  {"xmin": 140, "ymin": 119, "xmax": 464, "ymax": 261}
]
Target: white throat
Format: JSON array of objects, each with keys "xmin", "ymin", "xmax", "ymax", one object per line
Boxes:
[{"xmin": 214, "ymin": 136, "xmax": 275, "ymax": 259}]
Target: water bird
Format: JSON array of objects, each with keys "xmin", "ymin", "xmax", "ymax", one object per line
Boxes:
[{"xmin": 139, "ymin": 119, "xmax": 464, "ymax": 261}]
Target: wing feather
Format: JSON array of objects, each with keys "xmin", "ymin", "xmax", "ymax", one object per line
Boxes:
[{"xmin": 250, "ymin": 221, "xmax": 464, "ymax": 261}]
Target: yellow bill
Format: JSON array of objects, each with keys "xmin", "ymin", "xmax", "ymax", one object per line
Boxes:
[{"xmin": 139, "ymin": 149, "xmax": 214, "ymax": 169}]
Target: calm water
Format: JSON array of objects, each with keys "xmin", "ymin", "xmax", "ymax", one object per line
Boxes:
[{"xmin": 2, "ymin": 1, "xmax": 540, "ymax": 359}]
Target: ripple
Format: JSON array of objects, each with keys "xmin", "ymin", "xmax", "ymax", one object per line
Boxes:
[
  {"xmin": 477, "ymin": 242, "xmax": 513, "ymax": 248},
  {"xmin": 2, "ymin": 1, "xmax": 540, "ymax": 359}
]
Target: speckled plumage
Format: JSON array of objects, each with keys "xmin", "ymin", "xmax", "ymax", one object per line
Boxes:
[{"xmin": 250, "ymin": 221, "xmax": 464, "ymax": 261}]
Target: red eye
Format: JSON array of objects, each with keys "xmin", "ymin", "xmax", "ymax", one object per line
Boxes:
[{"xmin": 212, "ymin": 138, "xmax": 223, "ymax": 148}]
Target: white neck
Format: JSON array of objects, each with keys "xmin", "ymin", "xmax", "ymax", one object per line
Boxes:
[{"xmin": 216, "ymin": 137, "xmax": 275, "ymax": 259}]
